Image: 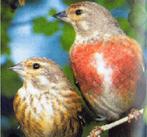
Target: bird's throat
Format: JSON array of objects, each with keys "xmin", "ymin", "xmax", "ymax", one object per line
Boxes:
[
  {"xmin": 74, "ymin": 31, "xmax": 100, "ymax": 45},
  {"xmin": 73, "ymin": 23, "xmax": 124, "ymax": 46}
]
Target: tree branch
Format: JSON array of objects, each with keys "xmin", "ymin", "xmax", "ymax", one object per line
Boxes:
[{"xmin": 88, "ymin": 108, "xmax": 144, "ymax": 137}]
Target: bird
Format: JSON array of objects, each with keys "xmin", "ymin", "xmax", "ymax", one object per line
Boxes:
[
  {"xmin": 54, "ymin": 1, "xmax": 146, "ymax": 137},
  {"xmin": 10, "ymin": 57, "xmax": 83, "ymax": 137}
]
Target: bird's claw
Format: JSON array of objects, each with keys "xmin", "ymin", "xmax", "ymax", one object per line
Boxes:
[
  {"xmin": 95, "ymin": 115, "xmax": 106, "ymax": 121},
  {"xmin": 89, "ymin": 126, "xmax": 103, "ymax": 137},
  {"xmin": 128, "ymin": 108, "xmax": 141, "ymax": 123}
]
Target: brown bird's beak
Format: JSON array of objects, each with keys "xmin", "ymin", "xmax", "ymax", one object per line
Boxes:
[
  {"xmin": 53, "ymin": 11, "xmax": 69, "ymax": 22},
  {"xmin": 9, "ymin": 63, "xmax": 24, "ymax": 75}
]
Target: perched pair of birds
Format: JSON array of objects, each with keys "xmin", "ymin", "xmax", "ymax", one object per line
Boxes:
[{"xmin": 11, "ymin": 1, "xmax": 145, "ymax": 137}]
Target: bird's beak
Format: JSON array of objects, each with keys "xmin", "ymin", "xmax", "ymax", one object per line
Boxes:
[
  {"xmin": 53, "ymin": 11, "xmax": 68, "ymax": 21},
  {"xmin": 9, "ymin": 63, "xmax": 24, "ymax": 75}
]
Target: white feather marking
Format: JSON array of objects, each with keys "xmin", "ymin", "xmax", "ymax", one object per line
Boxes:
[
  {"xmin": 81, "ymin": 21, "xmax": 89, "ymax": 30},
  {"xmin": 18, "ymin": 82, "xmax": 40, "ymax": 98},
  {"xmin": 27, "ymin": 82, "xmax": 40, "ymax": 95},
  {"xmin": 34, "ymin": 98, "xmax": 42, "ymax": 113},
  {"xmin": 18, "ymin": 82, "xmax": 54, "ymax": 117},
  {"xmin": 17, "ymin": 88, "xmax": 26, "ymax": 98},
  {"xmin": 38, "ymin": 75, "xmax": 49, "ymax": 85},
  {"xmin": 90, "ymin": 53, "xmax": 124, "ymax": 117},
  {"xmin": 92, "ymin": 53, "xmax": 112, "ymax": 85},
  {"xmin": 42, "ymin": 101, "xmax": 54, "ymax": 116},
  {"xmin": 40, "ymin": 95, "xmax": 54, "ymax": 115}
]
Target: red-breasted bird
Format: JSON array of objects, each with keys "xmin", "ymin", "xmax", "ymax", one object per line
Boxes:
[
  {"xmin": 54, "ymin": 1, "xmax": 146, "ymax": 137},
  {"xmin": 10, "ymin": 57, "xmax": 83, "ymax": 137}
]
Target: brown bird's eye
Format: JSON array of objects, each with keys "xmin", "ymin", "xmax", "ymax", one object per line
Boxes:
[
  {"xmin": 75, "ymin": 9, "xmax": 82, "ymax": 15},
  {"xmin": 33, "ymin": 63, "xmax": 40, "ymax": 69}
]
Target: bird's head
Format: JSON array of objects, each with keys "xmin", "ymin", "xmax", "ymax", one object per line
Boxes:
[
  {"xmin": 54, "ymin": 1, "xmax": 123, "ymax": 43},
  {"xmin": 9, "ymin": 58, "xmax": 64, "ymax": 87}
]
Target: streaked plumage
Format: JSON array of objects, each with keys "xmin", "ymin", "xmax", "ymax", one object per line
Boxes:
[{"xmin": 11, "ymin": 57, "xmax": 83, "ymax": 137}]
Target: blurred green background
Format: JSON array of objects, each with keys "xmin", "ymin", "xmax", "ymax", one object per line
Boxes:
[{"xmin": 1, "ymin": 0, "xmax": 147, "ymax": 137}]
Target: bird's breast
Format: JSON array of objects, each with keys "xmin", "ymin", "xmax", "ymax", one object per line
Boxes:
[
  {"xmin": 70, "ymin": 36, "xmax": 143, "ymax": 117},
  {"xmin": 71, "ymin": 36, "xmax": 142, "ymax": 94},
  {"xmin": 13, "ymin": 90, "xmax": 55, "ymax": 136},
  {"xmin": 14, "ymin": 87, "xmax": 82, "ymax": 137}
]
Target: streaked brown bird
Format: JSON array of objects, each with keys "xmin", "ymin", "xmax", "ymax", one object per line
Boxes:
[{"xmin": 10, "ymin": 57, "xmax": 83, "ymax": 137}]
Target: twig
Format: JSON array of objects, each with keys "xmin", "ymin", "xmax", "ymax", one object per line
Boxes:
[{"xmin": 88, "ymin": 108, "xmax": 144, "ymax": 137}]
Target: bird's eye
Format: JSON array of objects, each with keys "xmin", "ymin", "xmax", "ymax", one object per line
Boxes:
[
  {"xmin": 75, "ymin": 9, "xmax": 82, "ymax": 15},
  {"xmin": 33, "ymin": 63, "xmax": 40, "ymax": 69}
]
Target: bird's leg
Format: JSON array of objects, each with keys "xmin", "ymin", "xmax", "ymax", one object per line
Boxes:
[
  {"xmin": 128, "ymin": 108, "xmax": 141, "ymax": 123},
  {"xmin": 89, "ymin": 126, "xmax": 103, "ymax": 137}
]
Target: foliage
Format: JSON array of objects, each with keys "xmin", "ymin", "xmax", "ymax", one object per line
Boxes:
[
  {"xmin": 1, "ymin": 1, "xmax": 22, "ymax": 136},
  {"xmin": 60, "ymin": 24, "xmax": 75, "ymax": 51},
  {"xmin": 1, "ymin": 0, "xmax": 21, "ymax": 97},
  {"xmin": 1, "ymin": 0, "xmax": 15, "ymax": 54},
  {"xmin": 48, "ymin": 8, "xmax": 57, "ymax": 16},
  {"xmin": 63, "ymin": 0, "xmax": 86, "ymax": 5},
  {"xmin": 63, "ymin": 65, "xmax": 75, "ymax": 84},
  {"xmin": 1, "ymin": 60, "xmax": 21, "ymax": 97},
  {"xmin": 117, "ymin": 18, "xmax": 137, "ymax": 38},
  {"xmin": 33, "ymin": 17, "xmax": 59, "ymax": 36},
  {"xmin": 96, "ymin": 0, "xmax": 125, "ymax": 10},
  {"xmin": 2, "ymin": 0, "xmax": 147, "ymax": 137}
]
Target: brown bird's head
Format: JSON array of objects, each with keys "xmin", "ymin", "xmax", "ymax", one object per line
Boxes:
[
  {"xmin": 54, "ymin": 1, "xmax": 124, "ymax": 43},
  {"xmin": 10, "ymin": 58, "xmax": 58, "ymax": 77},
  {"xmin": 10, "ymin": 58, "xmax": 67, "ymax": 88}
]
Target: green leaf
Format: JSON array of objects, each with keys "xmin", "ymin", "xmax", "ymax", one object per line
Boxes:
[
  {"xmin": 60, "ymin": 24, "xmax": 75, "ymax": 51},
  {"xmin": 1, "ymin": 1, "xmax": 15, "ymax": 55},
  {"xmin": 33, "ymin": 17, "xmax": 59, "ymax": 35},
  {"xmin": 117, "ymin": 18, "xmax": 144, "ymax": 44},
  {"xmin": 1, "ymin": 24, "xmax": 11, "ymax": 54},
  {"xmin": 96, "ymin": 0, "xmax": 125, "ymax": 10},
  {"xmin": 63, "ymin": 0, "xmax": 125, "ymax": 9},
  {"xmin": 63, "ymin": 65, "xmax": 74, "ymax": 83},
  {"xmin": 48, "ymin": 8, "xmax": 57, "ymax": 16},
  {"xmin": 117, "ymin": 17, "xmax": 136, "ymax": 38},
  {"xmin": 62, "ymin": 65, "xmax": 81, "ymax": 94},
  {"xmin": 117, "ymin": 18, "xmax": 130, "ymax": 32},
  {"xmin": 1, "ymin": 60, "xmax": 21, "ymax": 97},
  {"xmin": 63, "ymin": 0, "xmax": 84, "ymax": 5}
]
